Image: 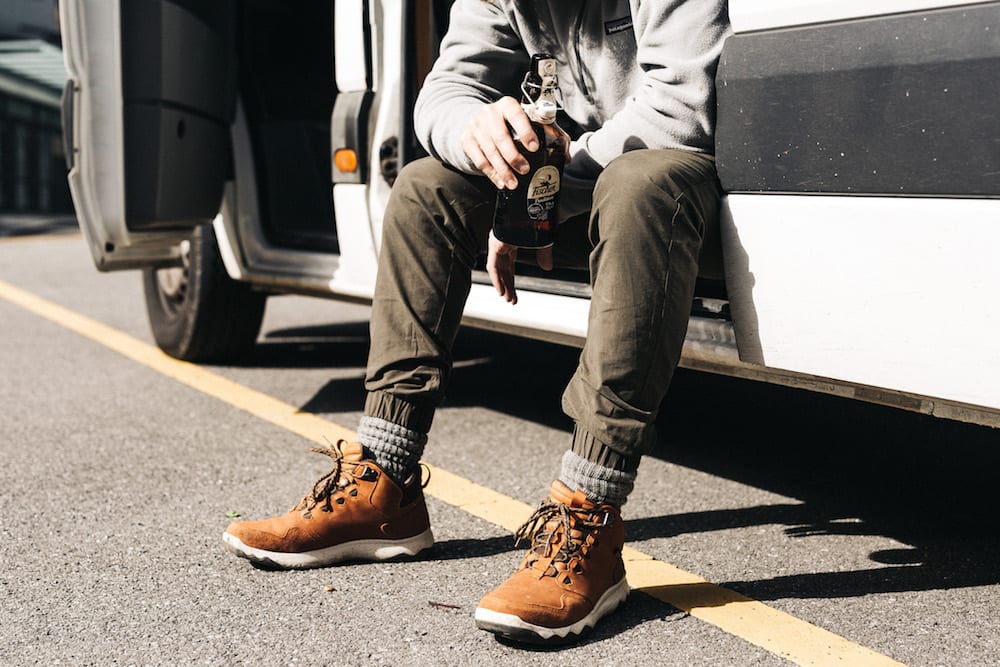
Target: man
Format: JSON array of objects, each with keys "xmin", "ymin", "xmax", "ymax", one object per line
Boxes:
[{"xmin": 224, "ymin": 0, "xmax": 730, "ymax": 645}]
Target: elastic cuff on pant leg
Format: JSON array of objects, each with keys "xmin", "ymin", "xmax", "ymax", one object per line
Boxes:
[
  {"xmin": 571, "ymin": 424, "xmax": 641, "ymax": 472},
  {"xmin": 364, "ymin": 391, "xmax": 435, "ymax": 434}
]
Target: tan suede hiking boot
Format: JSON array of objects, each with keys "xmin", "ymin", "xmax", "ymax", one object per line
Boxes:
[
  {"xmin": 475, "ymin": 481, "xmax": 629, "ymax": 645},
  {"xmin": 223, "ymin": 441, "xmax": 433, "ymax": 569}
]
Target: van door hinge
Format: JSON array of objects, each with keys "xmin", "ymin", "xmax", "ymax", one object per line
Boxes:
[{"xmin": 379, "ymin": 137, "xmax": 400, "ymax": 186}]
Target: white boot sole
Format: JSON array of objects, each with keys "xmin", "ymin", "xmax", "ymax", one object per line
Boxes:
[
  {"xmin": 474, "ymin": 576, "xmax": 630, "ymax": 644},
  {"xmin": 222, "ymin": 528, "xmax": 434, "ymax": 569}
]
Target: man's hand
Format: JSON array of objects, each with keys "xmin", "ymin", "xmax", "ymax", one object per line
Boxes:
[
  {"xmin": 487, "ymin": 231, "xmax": 553, "ymax": 305},
  {"xmin": 462, "ymin": 97, "xmax": 538, "ymax": 189}
]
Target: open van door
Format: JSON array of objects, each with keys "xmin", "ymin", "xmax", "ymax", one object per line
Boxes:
[{"xmin": 60, "ymin": 0, "xmax": 237, "ymax": 271}]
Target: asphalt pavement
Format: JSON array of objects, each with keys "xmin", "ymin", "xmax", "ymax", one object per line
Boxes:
[{"xmin": 2, "ymin": 228, "xmax": 999, "ymax": 666}]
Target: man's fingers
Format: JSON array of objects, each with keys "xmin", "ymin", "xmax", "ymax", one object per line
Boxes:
[
  {"xmin": 499, "ymin": 98, "xmax": 538, "ymax": 152},
  {"xmin": 487, "ymin": 233, "xmax": 518, "ymax": 304},
  {"xmin": 480, "ymin": 141, "xmax": 519, "ymax": 189},
  {"xmin": 495, "ymin": 100, "xmax": 536, "ymax": 169},
  {"xmin": 499, "ymin": 260, "xmax": 517, "ymax": 304},
  {"xmin": 487, "ymin": 257, "xmax": 517, "ymax": 304},
  {"xmin": 485, "ymin": 249, "xmax": 504, "ymax": 296},
  {"xmin": 536, "ymin": 245, "xmax": 553, "ymax": 271},
  {"xmin": 488, "ymin": 117, "xmax": 529, "ymax": 175},
  {"xmin": 462, "ymin": 135, "xmax": 490, "ymax": 174},
  {"xmin": 462, "ymin": 98, "xmax": 537, "ymax": 188},
  {"xmin": 465, "ymin": 123, "xmax": 516, "ymax": 188},
  {"xmin": 463, "ymin": 131, "xmax": 508, "ymax": 189}
]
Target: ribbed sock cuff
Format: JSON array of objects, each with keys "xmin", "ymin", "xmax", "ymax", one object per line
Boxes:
[
  {"xmin": 357, "ymin": 416, "xmax": 427, "ymax": 486},
  {"xmin": 558, "ymin": 450, "xmax": 637, "ymax": 508}
]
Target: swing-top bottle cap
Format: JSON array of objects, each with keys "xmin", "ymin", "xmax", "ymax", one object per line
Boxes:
[
  {"xmin": 533, "ymin": 99, "xmax": 558, "ymax": 122},
  {"xmin": 522, "ymin": 53, "xmax": 560, "ymax": 124},
  {"xmin": 534, "ymin": 55, "xmax": 557, "ymax": 80}
]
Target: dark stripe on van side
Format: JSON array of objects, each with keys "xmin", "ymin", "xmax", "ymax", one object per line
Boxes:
[{"xmin": 715, "ymin": 3, "xmax": 1000, "ymax": 197}]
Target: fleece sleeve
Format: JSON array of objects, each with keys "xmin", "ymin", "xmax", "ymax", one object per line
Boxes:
[
  {"xmin": 413, "ymin": 0, "xmax": 530, "ymax": 174},
  {"xmin": 566, "ymin": 0, "xmax": 731, "ymax": 182}
]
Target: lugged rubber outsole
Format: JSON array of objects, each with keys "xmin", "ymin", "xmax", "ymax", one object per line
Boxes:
[
  {"xmin": 474, "ymin": 576, "xmax": 630, "ymax": 645},
  {"xmin": 222, "ymin": 528, "xmax": 435, "ymax": 570}
]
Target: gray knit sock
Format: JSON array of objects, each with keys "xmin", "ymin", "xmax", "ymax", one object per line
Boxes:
[
  {"xmin": 558, "ymin": 450, "xmax": 637, "ymax": 508},
  {"xmin": 356, "ymin": 416, "xmax": 427, "ymax": 486}
]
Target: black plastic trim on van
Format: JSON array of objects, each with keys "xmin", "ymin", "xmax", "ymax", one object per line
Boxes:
[
  {"xmin": 60, "ymin": 80, "xmax": 74, "ymax": 172},
  {"xmin": 120, "ymin": 0, "xmax": 237, "ymax": 230},
  {"xmin": 331, "ymin": 91, "xmax": 374, "ymax": 185},
  {"xmin": 715, "ymin": 3, "xmax": 1000, "ymax": 198}
]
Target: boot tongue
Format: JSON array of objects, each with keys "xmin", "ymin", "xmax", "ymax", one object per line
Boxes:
[
  {"xmin": 548, "ymin": 480, "xmax": 593, "ymax": 509},
  {"xmin": 341, "ymin": 441, "xmax": 366, "ymax": 463}
]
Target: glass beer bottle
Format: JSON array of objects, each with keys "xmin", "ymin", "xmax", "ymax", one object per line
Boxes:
[{"xmin": 492, "ymin": 53, "xmax": 568, "ymax": 249}]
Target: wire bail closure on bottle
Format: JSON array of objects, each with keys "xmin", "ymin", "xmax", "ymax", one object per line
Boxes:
[{"xmin": 521, "ymin": 72, "xmax": 562, "ymax": 124}]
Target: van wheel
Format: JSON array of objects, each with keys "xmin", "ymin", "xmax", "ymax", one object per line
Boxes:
[{"xmin": 142, "ymin": 224, "xmax": 266, "ymax": 363}]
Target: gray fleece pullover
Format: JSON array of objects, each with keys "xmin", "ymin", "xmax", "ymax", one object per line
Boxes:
[{"xmin": 414, "ymin": 0, "xmax": 731, "ymax": 191}]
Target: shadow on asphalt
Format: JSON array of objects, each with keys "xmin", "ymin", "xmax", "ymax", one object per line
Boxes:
[
  {"xmin": 242, "ymin": 320, "xmax": 1000, "ymax": 607},
  {"xmin": 651, "ymin": 369, "xmax": 1000, "ymax": 603},
  {"xmin": 242, "ymin": 322, "xmax": 372, "ymax": 371},
  {"xmin": 0, "ymin": 215, "xmax": 79, "ymax": 237},
  {"xmin": 427, "ymin": 535, "xmax": 520, "ymax": 560}
]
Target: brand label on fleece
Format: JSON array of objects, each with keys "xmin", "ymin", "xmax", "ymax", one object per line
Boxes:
[{"xmin": 605, "ymin": 16, "xmax": 633, "ymax": 35}]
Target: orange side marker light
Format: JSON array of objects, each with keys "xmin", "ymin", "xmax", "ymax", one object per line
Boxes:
[{"xmin": 334, "ymin": 148, "xmax": 358, "ymax": 173}]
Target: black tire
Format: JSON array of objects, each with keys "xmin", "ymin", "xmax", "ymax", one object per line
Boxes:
[{"xmin": 142, "ymin": 224, "xmax": 266, "ymax": 363}]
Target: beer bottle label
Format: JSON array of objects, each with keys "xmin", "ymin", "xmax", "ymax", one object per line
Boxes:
[{"xmin": 525, "ymin": 165, "xmax": 560, "ymax": 222}]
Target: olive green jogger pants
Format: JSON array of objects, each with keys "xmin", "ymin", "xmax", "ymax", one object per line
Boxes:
[{"xmin": 363, "ymin": 148, "xmax": 722, "ymax": 466}]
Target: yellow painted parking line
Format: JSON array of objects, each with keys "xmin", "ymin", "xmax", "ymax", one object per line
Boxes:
[{"xmin": 0, "ymin": 276, "xmax": 905, "ymax": 667}]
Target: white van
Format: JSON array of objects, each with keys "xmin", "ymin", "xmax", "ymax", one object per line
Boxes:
[{"xmin": 58, "ymin": 1, "xmax": 1000, "ymax": 427}]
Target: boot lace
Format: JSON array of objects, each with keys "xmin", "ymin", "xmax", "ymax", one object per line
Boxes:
[
  {"xmin": 292, "ymin": 442, "xmax": 362, "ymax": 514},
  {"xmin": 291, "ymin": 441, "xmax": 431, "ymax": 515},
  {"xmin": 514, "ymin": 500, "xmax": 611, "ymax": 577}
]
